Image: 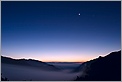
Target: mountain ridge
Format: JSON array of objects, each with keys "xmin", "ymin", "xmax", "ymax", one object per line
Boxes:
[
  {"xmin": 75, "ymin": 50, "xmax": 121, "ymax": 81},
  {"xmin": 1, "ymin": 56, "xmax": 60, "ymax": 71}
]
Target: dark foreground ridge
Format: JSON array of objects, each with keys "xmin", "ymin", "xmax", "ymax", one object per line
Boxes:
[
  {"xmin": 1, "ymin": 56, "xmax": 60, "ymax": 71},
  {"xmin": 75, "ymin": 50, "xmax": 121, "ymax": 81},
  {"xmin": 1, "ymin": 50, "xmax": 121, "ymax": 81}
]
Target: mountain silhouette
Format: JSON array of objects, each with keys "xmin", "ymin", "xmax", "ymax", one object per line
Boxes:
[
  {"xmin": 75, "ymin": 50, "xmax": 121, "ymax": 81},
  {"xmin": 1, "ymin": 56, "xmax": 60, "ymax": 71}
]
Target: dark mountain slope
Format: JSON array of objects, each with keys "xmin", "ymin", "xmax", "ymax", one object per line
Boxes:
[
  {"xmin": 1, "ymin": 56, "xmax": 60, "ymax": 71},
  {"xmin": 75, "ymin": 50, "xmax": 121, "ymax": 81},
  {"xmin": 1, "ymin": 56, "xmax": 30, "ymax": 66}
]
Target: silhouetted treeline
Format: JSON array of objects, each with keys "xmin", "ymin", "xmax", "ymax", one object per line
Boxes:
[{"xmin": 1, "ymin": 73, "xmax": 9, "ymax": 81}]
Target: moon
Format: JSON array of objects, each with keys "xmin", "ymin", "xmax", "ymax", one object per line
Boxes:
[{"xmin": 78, "ymin": 13, "xmax": 80, "ymax": 16}]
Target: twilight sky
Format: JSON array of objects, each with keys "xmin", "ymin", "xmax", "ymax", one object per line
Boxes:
[{"xmin": 1, "ymin": 1, "xmax": 121, "ymax": 62}]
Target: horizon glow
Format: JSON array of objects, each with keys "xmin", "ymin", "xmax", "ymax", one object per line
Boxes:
[{"xmin": 1, "ymin": 1, "xmax": 121, "ymax": 62}]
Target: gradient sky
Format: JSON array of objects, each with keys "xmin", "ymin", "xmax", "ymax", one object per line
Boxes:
[{"xmin": 1, "ymin": 1, "xmax": 121, "ymax": 62}]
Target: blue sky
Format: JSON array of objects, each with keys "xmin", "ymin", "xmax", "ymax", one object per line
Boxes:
[{"xmin": 1, "ymin": 1, "xmax": 121, "ymax": 62}]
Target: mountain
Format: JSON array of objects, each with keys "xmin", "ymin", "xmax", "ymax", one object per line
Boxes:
[
  {"xmin": 1, "ymin": 56, "xmax": 60, "ymax": 71},
  {"xmin": 75, "ymin": 50, "xmax": 121, "ymax": 81}
]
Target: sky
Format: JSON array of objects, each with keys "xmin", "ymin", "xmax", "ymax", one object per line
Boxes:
[{"xmin": 1, "ymin": 1, "xmax": 121, "ymax": 62}]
